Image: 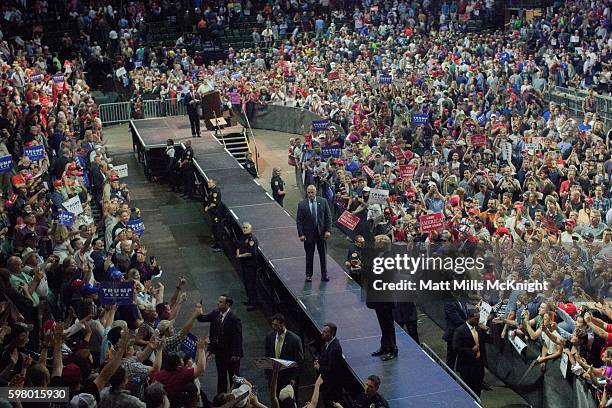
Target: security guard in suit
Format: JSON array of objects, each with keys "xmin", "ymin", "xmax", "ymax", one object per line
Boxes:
[
  {"xmin": 270, "ymin": 167, "xmax": 286, "ymax": 207},
  {"xmin": 236, "ymin": 222, "xmax": 259, "ymax": 311},
  {"xmin": 345, "ymin": 234, "xmax": 365, "ymax": 281},
  {"xmin": 205, "ymin": 178, "xmax": 223, "ymax": 252}
]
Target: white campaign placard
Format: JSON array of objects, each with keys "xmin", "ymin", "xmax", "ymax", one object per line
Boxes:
[
  {"xmin": 502, "ymin": 141, "xmax": 512, "ymax": 161},
  {"xmin": 560, "ymin": 352, "xmax": 569, "ymax": 378},
  {"xmin": 114, "ymin": 164, "xmax": 129, "ymax": 178},
  {"xmin": 479, "ymin": 302, "xmax": 493, "ymax": 326},
  {"xmin": 62, "ymin": 195, "xmax": 83, "ymax": 216},
  {"xmin": 508, "ymin": 330, "xmax": 527, "ymax": 354},
  {"xmin": 368, "ymin": 188, "xmax": 389, "ymax": 205}
]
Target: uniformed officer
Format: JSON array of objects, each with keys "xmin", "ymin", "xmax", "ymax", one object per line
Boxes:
[
  {"xmin": 353, "ymin": 375, "xmax": 389, "ymax": 408},
  {"xmin": 165, "ymin": 139, "xmax": 179, "ymax": 192},
  {"xmin": 236, "ymin": 222, "xmax": 259, "ymax": 311},
  {"xmin": 270, "ymin": 167, "xmax": 286, "ymax": 207},
  {"xmin": 345, "ymin": 234, "xmax": 364, "ymax": 280},
  {"xmin": 179, "ymin": 140, "xmax": 195, "ymax": 199},
  {"xmin": 244, "ymin": 152, "xmax": 258, "ymax": 178},
  {"xmin": 204, "ymin": 178, "xmax": 223, "ymax": 252}
]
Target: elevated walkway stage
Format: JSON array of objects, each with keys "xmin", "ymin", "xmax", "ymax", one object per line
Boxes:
[{"xmin": 129, "ymin": 117, "xmax": 478, "ymax": 407}]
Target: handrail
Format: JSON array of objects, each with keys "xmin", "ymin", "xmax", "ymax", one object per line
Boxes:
[{"xmin": 241, "ymin": 110, "xmax": 260, "ymax": 173}]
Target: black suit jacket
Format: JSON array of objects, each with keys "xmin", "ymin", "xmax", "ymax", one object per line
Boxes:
[
  {"xmin": 197, "ymin": 309, "xmax": 243, "ymax": 357},
  {"xmin": 184, "ymin": 91, "xmax": 202, "ymax": 116},
  {"xmin": 296, "ymin": 196, "xmax": 332, "ymax": 240},
  {"xmin": 443, "ymin": 299, "xmax": 468, "ymax": 342},
  {"xmin": 317, "ymin": 338, "xmax": 343, "ymax": 391},
  {"xmin": 452, "ymin": 323, "xmax": 489, "ymax": 377},
  {"xmin": 264, "ymin": 329, "xmax": 304, "ymax": 384}
]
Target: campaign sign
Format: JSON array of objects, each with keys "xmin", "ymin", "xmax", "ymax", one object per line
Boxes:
[
  {"xmin": 419, "ymin": 213, "xmax": 444, "ymax": 233},
  {"xmin": 214, "ymin": 69, "xmax": 226, "ymax": 76},
  {"xmin": 57, "ymin": 210, "xmax": 75, "ymax": 227},
  {"xmin": 379, "ymin": 74, "xmax": 392, "ymax": 84},
  {"xmin": 180, "ymin": 333, "xmax": 198, "ymax": 358},
  {"xmin": 362, "ymin": 164, "xmax": 375, "ymax": 178},
  {"xmin": 62, "ymin": 195, "xmax": 84, "ymax": 216},
  {"xmin": 470, "ymin": 134, "xmax": 487, "ymax": 148},
  {"xmin": 412, "ymin": 113, "xmax": 429, "ymax": 126},
  {"xmin": 312, "ymin": 120, "xmax": 330, "ymax": 131},
  {"xmin": 398, "ymin": 164, "xmax": 415, "ymax": 180},
  {"xmin": 369, "ymin": 188, "xmax": 389, "ymax": 205},
  {"xmin": 284, "ymin": 75, "xmax": 296, "ymax": 83},
  {"xmin": 100, "ymin": 281, "xmax": 134, "ymax": 305},
  {"xmin": 24, "ymin": 145, "xmax": 45, "ymax": 161},
  {"xmin": 337, "ymin": 210, "xmax": 360, "ymax": 231},
  {"xmin": 135, "ymin": 61, "xmax": 143, "ymax": 69},
  {"xmin": 52, "ymin": 74, "xmax": 65, "ymax": 84},
  {"xmin": 477, "ymin": 112, "xmax": 487, "ymax": 125},
  {"xmin": 30, "ymin": 74, "xmax": 43, "ymax": 83},
  {"xmin": 127, "ymin": 218, "xmax": 145, "ymax": 237},
  {"xmin": 114, "ymin": 164, "xmax": 129, "ymax": 178},
  {"xmin": 321, "ymin": 146, "xmax": 341, "ymax": 159},
  {"xmin": 0, "ymin": 156, "xmax": 13, "ymax": 174},
  {"xmin": 231, "ymin": 71, "xmax": 242, "ymax": 80},
  {"xmin": 392, "ymin": 145, "xmax": 404, "ymax": 162},
  {"xmin": 310, "ymin": 67, "xmax": 324, "ymax": 74},
  {"xmin": 524, "ymin": 136, "xmax": 543, "ymax": 152},
  {"xmin": 327, "ymin": 71, "xmax": 339, "ymax": 80}
]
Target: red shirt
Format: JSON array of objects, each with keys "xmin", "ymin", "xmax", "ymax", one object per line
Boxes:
[{"xmin": 151, "ymin": 367, "xmax": 194, "ymax": 397}]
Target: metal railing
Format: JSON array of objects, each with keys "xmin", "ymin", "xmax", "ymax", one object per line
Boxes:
[
  {"xmin": 98, "ymin": 98, "xmax": 187, "ymax": 125},
  {"xmin": 544, "ymin": 85, "xmax": 612, "ymax": 128}
]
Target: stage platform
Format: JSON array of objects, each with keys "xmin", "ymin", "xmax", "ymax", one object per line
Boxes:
[{"xmin": 129, "ymin": 117, "xmax": 478, "ymax": 407}]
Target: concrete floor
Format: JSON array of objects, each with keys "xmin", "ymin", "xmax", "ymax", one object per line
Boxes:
[{"xmin": 104, "ymin": 122, "xmax": 529, "ymax": 407}]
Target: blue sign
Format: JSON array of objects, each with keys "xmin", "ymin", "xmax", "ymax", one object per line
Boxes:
[
  {"xmin": 477, "ymin": 112, "xmax": 487, "ymax": 126},
  {"xmin": 379, "ymin": 74, "xmax": 392, "ymax": 84},
  {"xmin": 135, "ymin": 61, "xmax": 143, "ymax": 69},
  {"xmin": 30, "ymin": 74, "xmax": 43, "ymax": 83},
  {"xmin": 231, "ymin": 71, "xmax": 242, "ymax": 80},
  {"xmin": 24, "ymin": 145, "xmax": 45, "ymax": 161},
  {"xmin": 57, "ymin": 210, "xmax": 75, "ymax": 226},
  {"xmin": 321, "ymin": 146, "xmax": 341, "ymax": 159},
  {"xmin": 52, "ymin": 74, "xmax": 65, "ymax": 84},
  {"xmin": 284, "ymin": 75, "xmax": 296, "ymax": 83},
  {"xmin": 412, "ymin": 113, "xmax": 429, "ymax": 126},
  {"xmin": 0, "ymin": 156, "xmax": 13, "ymax": 174},
  {"xmin": 312, "ymin": 120, "xmax": 330, "ymax": 131},
  {"xmin": 99, "ymin": 281, "xmax": 134, "ymax": 305},
  {"xmin": 214, "ymin": 69, "xmax": 226, "ymax": 77},
  {"xmin": 180, "ymin": 333, "xmax": 198, "ymax": 358},
  {"xmin": 127, "ymin": 218, "xmax": 145, "ymax": 237}
]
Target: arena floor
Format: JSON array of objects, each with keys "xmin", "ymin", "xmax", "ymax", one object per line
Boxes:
[{"xmin": 104, "ymin": 122, "xmax": 529, "ymax": 407}]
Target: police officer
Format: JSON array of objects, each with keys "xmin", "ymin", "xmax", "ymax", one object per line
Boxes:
[
  {"xmin": 353, "ymin": 375, "xmax": 389, "ymax": 408},
  {"xmin": 270, "ymin": 167, "xmax": 285, "ymax": 207},
  {"xmin": 204, "ymin": 178, "xmax": 222, "ymax": 252},
  {"xmin": 244, "ymin": 152, "xmax": 258, "ymax": 178},
  {"xmin": 165, "ymin": 139, "xmax": 179, "ymax": 192},
  {"xmin": 236, "ymin": 222, "xmax": 258, "ymax": 311},
  {"xmin": 179, "ymin": 140, "xmax": 195, "ymax": 199},
  {"xmin": 345, "ymin": 234, "xmax": 364, "ymax": 280}
]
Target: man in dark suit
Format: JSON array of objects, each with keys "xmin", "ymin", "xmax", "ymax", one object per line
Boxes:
[
  {"xmin": 315, "ymin": 322, "xmax": 343, "ymax": 407},
  {"xmin": 443, "ymin": 297, "xmax": 469, "ymax": 370},
  {"xmin": 296, "ymin": 184, "xmax": 332, "ymax": 282},
  {"xmin": 264, "ymin": 314, "xmax": 303, "ymax": 395},
  {"xmin": 452, "ymin": 308, "xmax": 489, "ymax": 397},
  {"xmin": 197, "ymin": 294, "xmax": 243, "ymax": 393},
  {"xmin": 366, "ymin": 235, "xmax": 398, "ymax": 361},
  {"xmin": 184, "ymin": 84, "xmax": 202, "ymax": 138}
]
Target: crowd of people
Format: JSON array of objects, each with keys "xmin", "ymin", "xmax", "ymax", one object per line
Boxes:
[{"xmin": 0, "ymin": 0, "xmax": 611, "ymax": 406}]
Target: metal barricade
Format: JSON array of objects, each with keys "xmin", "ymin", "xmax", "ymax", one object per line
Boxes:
[
  {"xmin": 98, "ymin": 102, "xmax": 131, "ymax": 124},
  {"xmin": 99, "ymin": 98, "xmax": 187, "ymax": 125},
  {"xmin": 544, "ymin": 85, "xmax": 612, "ymax": 128}
]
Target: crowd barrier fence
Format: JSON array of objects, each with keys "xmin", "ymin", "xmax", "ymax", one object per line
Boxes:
[
  {"xmin": 98, "ymin": 98, "xmax": 187, "ymax": 125},
  {"xmin": 545, "ymin": 85, "xmax": 612, "ymax": 127}
]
